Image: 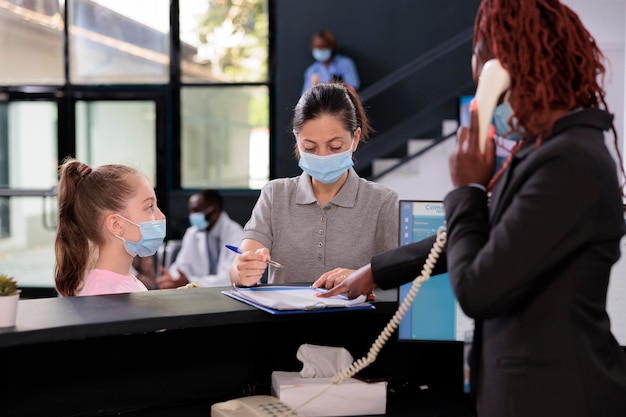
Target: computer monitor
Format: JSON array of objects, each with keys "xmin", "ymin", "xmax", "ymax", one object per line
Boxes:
[
  {"xmin": 397, "ymin": 200, "xmax": 474, "ymax": 342},
  {"xmin": 458, "ymin": 95, "xmax": 473, "ymax": 128}
]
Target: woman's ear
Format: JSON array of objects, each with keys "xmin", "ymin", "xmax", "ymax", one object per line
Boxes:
[{"xmin": 352, "ymin": 127, "xmax": 362, "ymax": 150}]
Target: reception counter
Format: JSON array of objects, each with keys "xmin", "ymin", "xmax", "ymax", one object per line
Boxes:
[{"xmin": 1, "ymin": 287, "xmax": 472, "ymax": 417}]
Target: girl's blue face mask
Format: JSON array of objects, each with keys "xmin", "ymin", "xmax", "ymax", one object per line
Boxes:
[
  {"xmin": 298, "ymin": 144, "xmax": 354, "ymax": 184},
  {"xmin": 115, "ymin": 214, "xmax": 166, "ymax": 257}
]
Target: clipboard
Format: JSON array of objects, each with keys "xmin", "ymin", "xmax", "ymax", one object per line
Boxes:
[{"xmin": 221, "ymin": 285, "xmax": 375, "ymax": 315}]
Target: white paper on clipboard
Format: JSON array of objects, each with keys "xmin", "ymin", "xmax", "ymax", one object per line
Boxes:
[{"xmin": 225, "ymin": 285, "xmax": 370, "ymax": 311}]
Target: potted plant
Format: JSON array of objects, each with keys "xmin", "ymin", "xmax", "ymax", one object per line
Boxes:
[{"xmin": 0, "ymin": 274, "xmax": 20, "ymax": 328}]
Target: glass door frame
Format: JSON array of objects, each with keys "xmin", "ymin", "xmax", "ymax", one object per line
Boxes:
[
  {"xmin": 0, "ymin": 85, "xmax": 169, "ymax": 207},
  {"xmin": 68, "ymin": 87, "xmax": 170, "ymax": 214}
]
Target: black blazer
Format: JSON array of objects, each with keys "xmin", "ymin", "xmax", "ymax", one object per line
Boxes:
[{"xmin": 371, "ymin": 108, "xmax": 626, "ymax": 417}]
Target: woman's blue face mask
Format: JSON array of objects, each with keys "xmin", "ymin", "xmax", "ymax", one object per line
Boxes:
[
  {"xmin": 298, "ymin": 144, "xmax": 354, "ymax": 184},
  {"xmin": 114, "ymin": 214, "xmax": 166, "ymax": 257},
  {"xmin": 492, "ymin": 100, "xmax": 524, "ymax": 141},
  {"xmin": 312, "ymin": 48, "xmax": 332, "ymax": 63}
]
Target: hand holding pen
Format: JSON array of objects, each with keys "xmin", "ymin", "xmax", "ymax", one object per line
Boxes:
[
  {"xmin": 226, "ymin": 245, "xmax": 283, "ymax": 268},
  {"xmin": 227, "ymin": 244, "xmax": 284, "ymax": 287}
]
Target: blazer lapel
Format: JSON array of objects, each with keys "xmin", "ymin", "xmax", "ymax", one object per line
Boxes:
[{"xmin": 489, "ymin": 144, "xmax": 533, "ymax": 223}]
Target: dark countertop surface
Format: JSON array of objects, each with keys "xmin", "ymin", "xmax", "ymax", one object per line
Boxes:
[{"xmin": 0, "ymin": 286, "xmax": 399, "ymax": 348}]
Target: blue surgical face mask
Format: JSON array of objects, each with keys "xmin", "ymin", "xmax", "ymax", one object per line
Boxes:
[
  {"xmin": 115, "ymin": 214, "xmax": 166, "ymax": 257},
  {"xmin": 492, "ymin": 100, "xmax": 524, "ymax": 141},
  {"xmin": 189, "ymin": 206, "xmax": 214, "ymax": 231},
  {"xmin": 312, "ymin": 48, "xmax": 332, "ymax": 63},
  {"xmin": 189, "ymin": 212, "xmax": 209, "ymax": 231},
  {"xmin": 298, "ymin": 145, "xmax": 354, "ymax": 184}
]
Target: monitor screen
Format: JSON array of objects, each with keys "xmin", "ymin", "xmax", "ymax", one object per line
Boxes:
[
  {"xmin": 458, "ymin": 95, "xmax": 473, "ymax": 128},
  {"xmin": 397, "ymin": 200, "xmax": 474, "ymax": 342}
]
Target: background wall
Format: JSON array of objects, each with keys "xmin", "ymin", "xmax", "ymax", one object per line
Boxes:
[
  {"xmin": 563, "ymin": 0, "xmax": 625, "ymax": 163},
  {"xmin": 271, "ymin": 0, "xmax": 481, "ymax": 179}
]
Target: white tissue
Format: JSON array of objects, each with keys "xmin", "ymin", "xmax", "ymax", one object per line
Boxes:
[{"xmin": 297, "ymin": 343, "xmax": 354, "ymax": 378}]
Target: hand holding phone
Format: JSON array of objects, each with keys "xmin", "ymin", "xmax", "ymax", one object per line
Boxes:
[{"xmin": 473, "ymin": 59, "xmax": 511, "ymax": 153}]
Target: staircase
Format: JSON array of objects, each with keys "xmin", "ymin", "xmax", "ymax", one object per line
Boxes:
[{"xmin": 373, "ymin": 120, "xmax": 459, "ymax": 201}]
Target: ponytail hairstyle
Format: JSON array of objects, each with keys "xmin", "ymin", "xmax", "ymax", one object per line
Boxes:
[
  {"xmin": 54, "ymin": 157, "xmax": 139, "ymax": 296},
  {"xmin": 292, "ymin": 81, "xmax": 371, "ymax": 160},
  {"xmin": 474, "ymin": 0, "xmax": 624, "ymax": 190}
]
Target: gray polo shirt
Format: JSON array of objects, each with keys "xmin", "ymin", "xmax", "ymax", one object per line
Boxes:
[{"xmin": 243, "ymin": 168, "xmax": 399, "ymax": 284}]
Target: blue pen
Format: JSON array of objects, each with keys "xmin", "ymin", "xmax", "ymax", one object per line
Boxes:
[{"xmin": 225, "ymin": 244, "xmax": 284, "ymax": 269}]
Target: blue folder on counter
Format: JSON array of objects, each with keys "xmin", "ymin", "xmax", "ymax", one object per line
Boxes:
[{"xmin": 222, "ymin": 285, "xmax": 374, "ymax": 315}]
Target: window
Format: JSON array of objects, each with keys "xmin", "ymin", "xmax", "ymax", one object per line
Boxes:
[
  {"xmin": 69, "ymin": 0, "xmax": 171, "ymax": 84},
  {"xmin": 0, "ymin": 0, "xmax": 65, "ymax": 85},
  {"xmin": 0, "ymin": 0, "xmax": 270, "ymax": 291},
  {"xmin": 181, "ymin": 85, "xmax": 269, "ymax": 188},
  {"xmin": 179, "ymin": 0, "xmax": 269, "ymax": 83},
  {"xmin": 76, "ymin": 100, "xmax": 157, "ymax": 183}
]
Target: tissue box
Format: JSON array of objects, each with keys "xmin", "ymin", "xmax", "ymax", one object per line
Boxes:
[{"xmin": 271, "ymin": 371, "xmax": 387, "ymax": 417}]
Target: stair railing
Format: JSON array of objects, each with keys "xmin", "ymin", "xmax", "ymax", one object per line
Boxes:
[
  {"xmin": 359, "ymin": 26, "xmax": 474, "ymax": 104},
  {"xmin": 352, "ymin": 27, "xmax": 475, "ymax": 178},
  {"xmin": 368, "ymin": 130, "xmax": 457, "ymax": 182}
]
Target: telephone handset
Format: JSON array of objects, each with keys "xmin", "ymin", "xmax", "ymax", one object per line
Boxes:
[
  {"xmin": 211, "ymin": 395, "xmax": 304, "ymax": 417},
  {"xmin": 211, "ymin": 229, "xmax": 448, "ymax": 417},
  {"xmin": 473, "ymin": 59, "xmax": 511, "ymax": 153}
]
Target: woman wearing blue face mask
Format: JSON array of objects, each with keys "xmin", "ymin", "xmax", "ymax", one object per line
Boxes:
[
  {"xmin": 54, "ymin": 157, "xmax": 167, "ymax": 296},
  {"xmin": 302, "ymin": 30, "xmax": 360, "ymax": 94},
  {"xmin": 230, "ymin": 82, "xmax": 399, "ymax": 286}
]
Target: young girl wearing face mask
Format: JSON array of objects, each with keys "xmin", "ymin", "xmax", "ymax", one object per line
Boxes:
[
  {"xmin": 230, "ymin": 82, "xmax": 399, "ymax": 286},
  {"xmin": 54, "ymin": 157, "xmax": 166, "ymax": 296}
]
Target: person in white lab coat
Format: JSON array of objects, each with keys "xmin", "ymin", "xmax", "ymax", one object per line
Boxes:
[{"xmin": 157, "ymin": 190, "xmax": 244, "ymax": 288}]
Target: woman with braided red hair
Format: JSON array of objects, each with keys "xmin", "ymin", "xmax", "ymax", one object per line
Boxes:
[{"xmin": 315, "ymin": 1, "xmax": 626, "ymax": 415}]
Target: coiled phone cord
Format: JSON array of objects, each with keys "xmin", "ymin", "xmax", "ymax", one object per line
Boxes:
[
  {"xmin": 330, "ymin": 225, "xmax": 447, "ymax": 384},
  {"xmin": 295, "ymin": 226, "xmax": 446, "ymax": 410},
  {"xmin": 293, "ymin": 226, "xmax": 448, "ymax": 413}
]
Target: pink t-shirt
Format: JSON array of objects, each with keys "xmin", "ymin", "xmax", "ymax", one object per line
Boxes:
[{"xmin": 79, "ymin": 268, "xmax": 148, "ymax": 296}]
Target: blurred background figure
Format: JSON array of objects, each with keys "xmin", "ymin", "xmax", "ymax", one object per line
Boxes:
[
  {"xmin": 302, "ymin": 30, "xmax": 360, "ymax": 94},
  {"xmin": 157, "ymin": 189, "xmax": 244, "ymax": 288},
  {"xmin": 132, "ymin": 256, "xmax": 157, "ymax": 290}
]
